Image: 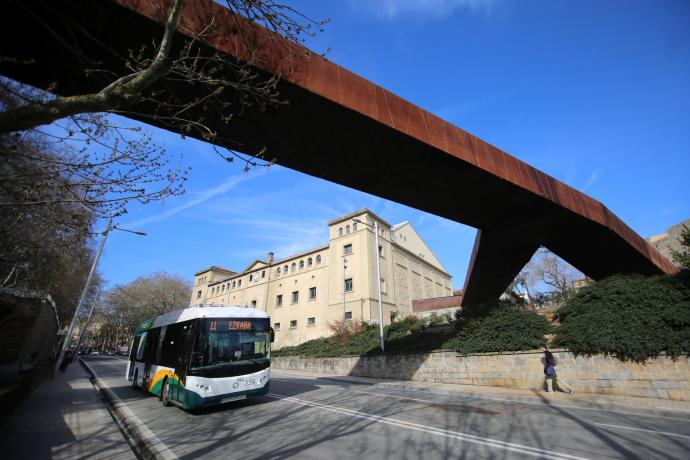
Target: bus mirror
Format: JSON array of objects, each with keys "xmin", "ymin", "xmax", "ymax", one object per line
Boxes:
[{"xmin": 270, "ymin": 328, "xmax": 275, "ymax": 343}]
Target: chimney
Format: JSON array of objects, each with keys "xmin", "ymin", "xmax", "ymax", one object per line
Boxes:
[{"xmin": 267, "ymin": 252, "xmax": 274, "ymax": 264}]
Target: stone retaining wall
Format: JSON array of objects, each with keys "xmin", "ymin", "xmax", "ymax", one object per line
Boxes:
[{"xmin": 272, "ymin": 350, "xmax": 690, "ymax": 401}]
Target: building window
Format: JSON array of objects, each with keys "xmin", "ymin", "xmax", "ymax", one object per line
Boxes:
[
  {"xmin": 309, "ymin": 287, "xmax": 316, "ymax": 299},
  {"xmin": 344, "ymin": 278, "xmax": 353, "ymax": 292},
  {"xmin": 290, "ymin": 320, "xmax": 297, "ymax": 329},
  {"xmin": 291, "ymin": 291, "xmax": 299, "ymax": 303},
  {"xmin": 344, "ymin": 244, "xmax": 352, "ymax": 255},
  {"xmin": 232, "ymin": 281, "xmax": 236, "ymax": 289},
  {"xmin": 346, "ymin": 224, "xmax": 350, "ymax": 234},
  {"xmin": 276, "ymin": 294, "xmax": 283, "ymax": 306},
  {"xmin": 339, "ymin": 228, "xmax": 343, "ymax": 237},
  {"xmin": 277, "ymin": 267, "xmax": 281, "ymax": 275},
  {"xmin": 381, "ymin": 278, "xmax": 387, "ymax": 294},
  {"xmin": 316, "ymin": 255, "xmax": 321, "ymax": 264},
  {"xmin": 299, "ymin": 260, "xmax": 304, "ymax": 269},
  {"xmin": 379, "ymin": 245, "xmax": 384, "ymax": 257},
  {"xmin": 308, "ymin": 257, "xmax": 313, "ymax": 266},
  {"xmin": 291, "ymin": 263, "xmax": 296, "ymax": 272},
  {"xmin": 274, "ymin": 322, "xmax": 280, "ymax": 331},
  {"xmin": 222, "ymin": 285, "xmax": 225, "ymax": 292},
  {"xmin": 262, "ymin": 270, "xmax": 266, "ymax": 278},
  {"xmin": 284, "ymin": 264, "xmax": 289, "ymax": 273},
  {"xmin": 344, "ymin": 311, "xmax": 352, "ymax": 320},
  {"xmin": 308, "ymin": 317, "xmax": 316, "ymax": 326},
  {"xmin": 249, "ymin": 274, "xmax": 253, "ymax": 281},
  {"xmin": 238, "ymin": 280, "xmax": 242, "ymax": 287},
  {"xmin": 196, "ymin": 290, "xmax": 201, "ymax": 299},
  {"xmin": 353, "ymin": 223, "xmax": 357, "ymax": 232},
  {"xmin": 251, "ymin": 300, "xmax": 257, "ymax": 308},
  {"xmin": 211, "ymin": 287, "xmax": 215, "ymax": 295}
]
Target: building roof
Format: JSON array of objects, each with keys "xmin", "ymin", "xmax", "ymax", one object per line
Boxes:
[
  {"xmin": 152, "ymin": 306, "xmax": 268, "ymax": 329},
  {"xmin": 194, "ymin": 265, "xmax": 236, "ymax": 276},
  {"xmin": 273, "ymin": 244, "xmax": 330, "ymax": 265},
  {"xmin": 412, "ymin": 294, "xmax": 462, "ymax": 313},
  {"xmin": 328, "ymin": 208, "xmax": 392, "ymax": 228}
]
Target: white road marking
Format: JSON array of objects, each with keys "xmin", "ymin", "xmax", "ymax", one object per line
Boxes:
[
  {"xmin": 336, "ymin": 381, "xmax": 690, "ymax": 422},
  {"xmin": 594, "ymin": 423, "xmax": 690, "ymax": 440},
  {"xmin": 267, "ymin": 392, "xmax": 589, "ymax": 460}
]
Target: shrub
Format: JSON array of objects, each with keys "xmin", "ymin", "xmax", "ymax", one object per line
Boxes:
[
  {"xmin": 554, "ymin": 273, "xmax": 690, "ymax": 361},
  {"xmin": 444, "ymin": 303, "xmax": 552, "ymax": 354}
]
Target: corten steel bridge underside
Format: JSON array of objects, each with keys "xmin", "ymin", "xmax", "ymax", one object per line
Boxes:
[{"xmin": 0, "ymin": 0, "xmax": 678, "ymax": 306}]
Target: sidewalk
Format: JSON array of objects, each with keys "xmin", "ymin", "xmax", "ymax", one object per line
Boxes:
[
  {"xmin": 0, "ymin": 361, "xmax": 135, "ymax": 459},
  {"xmin": 273, "ymin": 368, "xmax": 690, "ymax": 414}
]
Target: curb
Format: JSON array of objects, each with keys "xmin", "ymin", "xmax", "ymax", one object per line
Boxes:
[{"xmin": 80, "ymin": 359, "xmax": 178, "ymax": 460}]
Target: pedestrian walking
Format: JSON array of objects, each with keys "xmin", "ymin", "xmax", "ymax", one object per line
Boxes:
[{"xmin": 542, "ymin": 347, "xmax": 573, "ymax": 395}]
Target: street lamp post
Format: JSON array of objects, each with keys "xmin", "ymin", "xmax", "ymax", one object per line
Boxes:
[
  {"xmin": 54, "ymin": 218, "xmax": 146, "ymax": 374},
  {"xmin": 353, "ymin": 218, "xmax": 385, "ymax": 352},
  {"xmin": 74, "ymin": 288, "xmax": 99, "ymax": 354}
]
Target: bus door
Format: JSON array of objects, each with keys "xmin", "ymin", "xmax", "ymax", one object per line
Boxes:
[
  {"xmin": 142, "ymin": 328, "xmax": 161, "ymax": 390},
  {"xmin": 174, "ymin": 322, "xmax": 195, "ymax": 402},
  {"xmin": 128, "ymin": 334, "xmax": 141, "ymax": 380}
]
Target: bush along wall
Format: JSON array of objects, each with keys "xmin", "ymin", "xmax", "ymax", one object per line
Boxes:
[
  {"xmin": 554, "ymin": 272, "xmax": 690, "ymax": 361},
  {"xmin": 274, "ymin": 301, "xmax": 552, "ymax": 358}
]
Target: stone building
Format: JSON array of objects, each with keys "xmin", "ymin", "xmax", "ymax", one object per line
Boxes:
[
  {"xmin": 647, "ymin": 218, "xmax": 690, "ymax": 267},
  {"xmin": 190, "ymin": 209, "xmax": 453, "ymax": 348}
]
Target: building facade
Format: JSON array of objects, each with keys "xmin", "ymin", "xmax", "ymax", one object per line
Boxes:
[{"xmin": 190, "ymin": 209, "xmax": 453, "ymax": 348}]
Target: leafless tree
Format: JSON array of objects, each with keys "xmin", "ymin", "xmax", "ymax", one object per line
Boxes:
[
  {"xmin": 96, "ymin": 271, "xmax": 192, "ymax": 347},
  {"xmin": 512, "ymin": 247, "xmax": 582, "ymax": 306},
  {"xmin": 0, "ymin": 0, "xmax": 327, "ymax": 168}
]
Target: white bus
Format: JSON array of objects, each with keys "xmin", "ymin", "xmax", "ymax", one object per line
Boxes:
[{"xmin": 127, "ymin": 306, "xmax": 273, "ymax": 410}]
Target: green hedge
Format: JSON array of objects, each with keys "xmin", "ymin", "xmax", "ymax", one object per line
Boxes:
[
  {"xmin": 446, "ymin": 305, "xmax": 552, "ymax": 354},
  {"xmin": 273, "ymin": 302, "xmax": 551, "ymax": 358},
  {"xmin": 554, "ymin": 273, "xmax": 690, "ymax": 361}
]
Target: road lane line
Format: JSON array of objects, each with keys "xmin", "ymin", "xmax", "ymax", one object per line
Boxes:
[
  {"xmin": 594, "ymin": 423, "xmax": 690, "ymax": 440},
  {"xmin": 339, "ymin": 382, "xmax": 690, "ymax": 422},
  {"xmin": 267, "ymin": 392, "xmax": 588, "ymax": 460}
]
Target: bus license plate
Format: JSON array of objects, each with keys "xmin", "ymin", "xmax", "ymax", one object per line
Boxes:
[{"xmin": 220, "ymin": 394, "xmax": 247, "ymax": 404}]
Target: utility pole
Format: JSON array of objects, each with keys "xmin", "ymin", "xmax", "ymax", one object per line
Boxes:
[
  {"xmin": 342, "ymin": 256, "xmax": 347, "ymax": 320},
  {"xmin": 55, "ymin": 218, "xmax": 112, "ymax": 374},
  {"xmin": 75, "ymin": 288, "xmax": 99, "ymax": 354}
]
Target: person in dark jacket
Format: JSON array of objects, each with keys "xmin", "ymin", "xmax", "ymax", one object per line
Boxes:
[{"xmin": 542, "ymin": 346, "xmax": 573, "ymax": 395}]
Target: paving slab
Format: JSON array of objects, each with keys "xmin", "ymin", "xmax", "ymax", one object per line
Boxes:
[{"xmin": 0, "ymin": 360, "xmax": 135, "ymax": 459}]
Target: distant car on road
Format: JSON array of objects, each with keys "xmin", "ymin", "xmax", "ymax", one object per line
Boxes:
[{"xmin": 90, "ymin": 351, "xmax": 100, "ymax": 356}]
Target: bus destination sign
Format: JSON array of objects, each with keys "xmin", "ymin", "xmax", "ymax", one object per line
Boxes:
[{"xmin": 229, "ymin": 320, "xmax": 253, "ymax": 330}]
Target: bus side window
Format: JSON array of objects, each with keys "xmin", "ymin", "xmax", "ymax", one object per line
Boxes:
[
  {"xmin": 130, "ymin": 335, "xmax": 141, "ymax": 361},
  {"xmin": 136, "ymin": 332, "xmax": 147, "ymax": 361},
  {"xmin": 143, "ymin": 328, "xmax": 160, "ymax": 363}
]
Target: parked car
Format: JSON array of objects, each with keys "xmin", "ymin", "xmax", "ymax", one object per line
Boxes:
[{"xmin": 90, "ymin": 350, "xmax": 100, "ymax": 356}]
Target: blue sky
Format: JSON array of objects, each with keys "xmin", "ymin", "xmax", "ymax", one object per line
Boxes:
[{"xmin": 99, "ymin": 0, "xmax": 690, "ymax": 290}]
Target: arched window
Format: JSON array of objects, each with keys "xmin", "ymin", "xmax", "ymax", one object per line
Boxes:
[
  {"xmin": 291, "ymin": 263, "xmax": 296, "ymax": 272},
  {"xmin": 232, "ymin": 280, "xmax": 236, "ymax": 289},
  {"xmin": 346, "ymin": 224, "xmax": 350, "ymax": 234},
  {"xmin": 238, "ymin": 279, "xmax": 242, "ymax": 287},
  {"xmin": 277, "ymin": 267, "xmax": 281, "ymax": 274},
  {"xmin": 316, "ymin": 255, "xmax": 321, "ymax": 264},
  {"xmin": 353, "ymin": 223, "xmax": 357, "ymax": 232},
  {"xmin": 339, "ymin": 228, "xmax": 343, "ymax": 237},
  {"xmin": 249, "ymin": 274, "xmax": 253, "ymax": 281},
  {"xmin": 284, "ymin": 264, "xmax": 289, "ymax": 273},
  {"xmin": 299, "ymin": 260, "xmax": 304, "ymax": 269},
  {"xmin": 307, "ymin": 257, "xmax": 313, "ymax": 266}
]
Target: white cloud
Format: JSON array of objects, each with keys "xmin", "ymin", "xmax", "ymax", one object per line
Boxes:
[
  {"xmin": 351, "ymin": 0, "xmax": 495, "ymax": 21},
  {"xmin": 123, "ymin": 172, "xmax": 257, "ymax": 229},
  {"xmin": 581, "ymin": 168, "xmax": 602, "ymax": 192}
]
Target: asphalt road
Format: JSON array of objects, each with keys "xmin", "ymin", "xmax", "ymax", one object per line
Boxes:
[{"xmin": 86, "ymin": 357, "xmax": 690, "ymax": 459}]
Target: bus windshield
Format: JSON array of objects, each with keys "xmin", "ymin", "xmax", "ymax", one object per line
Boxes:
[{"xmin": 192, "ymin": 318, "xmax": 270, "ymax": 369}]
